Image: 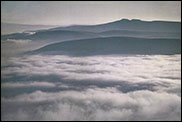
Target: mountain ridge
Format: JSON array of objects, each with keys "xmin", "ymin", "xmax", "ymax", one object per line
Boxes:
[
  {"xmin": 51, "ymin": 19, "xmax": 181, "ymax": 32},
  {"xmin": 30, "ymin": 36, "xmax": 181, "ymax": 56},
  {"xmin": 2, "ymin": 18, "xmax": 181, "ymax": 41}
]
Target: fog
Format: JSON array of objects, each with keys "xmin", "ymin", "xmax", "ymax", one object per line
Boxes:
[
  {"xmin": 1, "ymin": 17, "xmax": 181, "ymax": 121},
  {"xmin": 1, "ymin": 40, "xmax": 181, "ymax": 120}
]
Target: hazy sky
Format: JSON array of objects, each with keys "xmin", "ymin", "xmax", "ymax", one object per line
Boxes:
[{"xmin": 1, "ymin": 1, "xmax": 181, "ymax": 26}]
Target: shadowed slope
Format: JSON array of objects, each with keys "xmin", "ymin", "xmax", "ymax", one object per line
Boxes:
[{"xmin": 31, "ymin": 37, "xmax": 181, "ymax": 56}]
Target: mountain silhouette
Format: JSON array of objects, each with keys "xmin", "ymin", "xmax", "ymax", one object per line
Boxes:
[
  {"xmin": 2, "ymin": 19, "xmax": 181, "ymax": 41},
  {"xmin": 51, "ymin": 19, "xmax": 181, "ymax": 32},
  {"xmin": 30, "ymin": 37, "xmax": 181, "ymax": 56}
]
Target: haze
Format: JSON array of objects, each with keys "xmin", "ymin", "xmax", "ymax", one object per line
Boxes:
[
  {"xmin": 1, "ymin": 1, "xmax": 181, "ymax": 26},
  {"xmin": 1, "ymin": 1, "xmax": 181, "ymax": 121}
]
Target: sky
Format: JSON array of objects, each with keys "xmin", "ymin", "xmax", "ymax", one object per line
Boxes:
[{"xmin": 1, "ymin": 1, "xmax": 181, "ymax": 26}]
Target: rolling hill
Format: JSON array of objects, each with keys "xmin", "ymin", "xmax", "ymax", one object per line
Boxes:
[{"xmin": 30, "ymin": 37, "xmax": 181, "ymax": 56}]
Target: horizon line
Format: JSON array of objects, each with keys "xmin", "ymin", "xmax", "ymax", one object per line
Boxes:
[{"xmin": 1, "ymin": 18, "xmax": 181, "ymax": 27}]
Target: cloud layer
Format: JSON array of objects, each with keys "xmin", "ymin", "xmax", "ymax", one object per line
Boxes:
[
  {"xmin": 2, "ymin": 54, "xmax": 181, "ymax": 84},
  {"xmin": 2, "ymin": 88, "xmax": 181, "ymax": 121},
  {"xmin": 1, "ymin": 54, "xmax": 181, "ymax": 121}
]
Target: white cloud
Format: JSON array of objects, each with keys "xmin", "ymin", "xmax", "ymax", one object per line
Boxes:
[
  {"xmin": 1, "ymin": 87, "xmax": 181, "ymax": 121},
  {"xmin": 1, "ymin": 54, "xmax": 181, "ymax": 120},
  {"xmin": 2, "ymin": 54, "xmax": 181, "ymax": 86},
  {"xmin": 6, "ymin": 39, "xmax": 32, "ymax": 44},
  {"xmin": 24, "ymin": 31, "xmax": 36, "ymax": 35},
  {"xmin": 1, "ymin": 81, "xmax": 56, "ymax": 88}
]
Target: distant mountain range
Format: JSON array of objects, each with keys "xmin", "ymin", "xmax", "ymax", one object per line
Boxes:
[
  {"xmin": 30, "ymin": 37, "xmax": 181, "ymax": 56},
  {"xmin": 1, "ymin": 22, "xmax": 59, "ymax": 35},
  {"xmin": 51, "ymin": 19, "xmax": 181, "ymax": 33},
  {"xmin": 1, "ymin": 19, "xmax": 181, "ymax": 41},
  {"xmin": 2, "ymin": 19, "xmax": 181, "ymax": 55}
]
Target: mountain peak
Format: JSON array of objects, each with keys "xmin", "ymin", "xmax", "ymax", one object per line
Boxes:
[
  {"xmin": 131, "ymin": 19, "xmax": 142, "ymax": 22},
  {"xmin": 120, "ymin": 18, "xmax": 130, "ymax": 22},
  {"xmin": 119, "ymin": 19, "xmax": 142, "ymax": 22}
]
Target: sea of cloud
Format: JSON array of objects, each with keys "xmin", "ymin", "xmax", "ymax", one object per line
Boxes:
[{"xmin": 1, "ymin": 54, "xmax": 181, "ymax": 121}]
